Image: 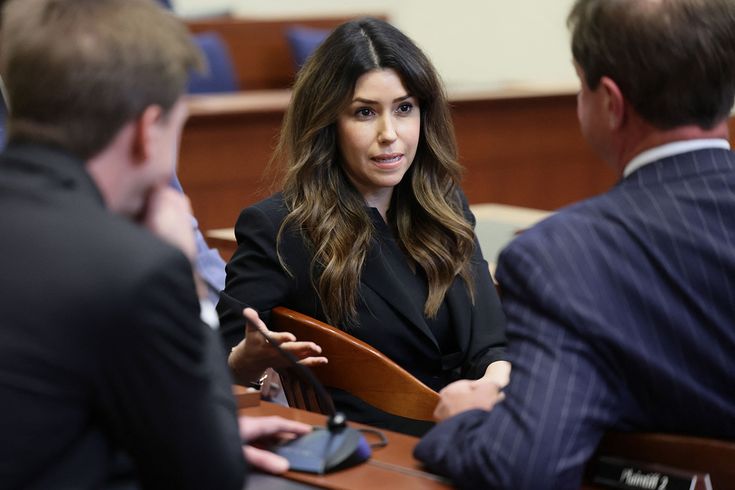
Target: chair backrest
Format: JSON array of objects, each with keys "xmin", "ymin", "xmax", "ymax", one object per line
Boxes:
[
  {"xmin": 187, "ymin": 32, "xmax": 238, "ymax": 94},
  {"xmin": 270, "ymin": 307, "xmax": 440, "ymax": 421},
  {"xmin": 154, "ymin": 0, "xmax": 173, "ymax": 10},
  {"xmin": 584, "ymin": 432, "xmax": 735, "ymax": 488},
  {"xmin": 185, "ymin": 16, "xmax": 383, "ymax": 90}
]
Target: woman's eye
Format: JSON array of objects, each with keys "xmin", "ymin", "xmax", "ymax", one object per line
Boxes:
[
  {"xmin": 356, "ymin": 108, "xmax": 374, "ymax": 118},
  {"xmin": 397, "ymin": 103, "xmax": 413, "ymax": 114}
]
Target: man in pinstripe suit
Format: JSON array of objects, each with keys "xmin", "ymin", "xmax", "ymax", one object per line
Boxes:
[{"xmin": 415, "ymin": 0, "xmax": 735, "ymax": 488}]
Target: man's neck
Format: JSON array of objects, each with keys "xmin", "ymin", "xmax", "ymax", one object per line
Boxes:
[{"xmin": 611, "ymin": 119, "xmax": 730, "ymax": 175}]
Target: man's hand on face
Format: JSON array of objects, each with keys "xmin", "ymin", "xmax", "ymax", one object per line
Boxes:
[{"xmin": 142, "ymin": 184, "xmax": 196, "ymax": 262}]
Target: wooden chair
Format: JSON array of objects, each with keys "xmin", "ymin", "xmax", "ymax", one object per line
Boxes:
[
  {"xmin": 269, "ymin": 306, "xmax": 440, "ymax": 421},
  {"xmin": 583, "ymin": 432, "xmax": 735, "ymax": 489}
]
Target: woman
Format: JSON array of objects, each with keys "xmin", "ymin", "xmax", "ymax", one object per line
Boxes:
[{"xmin": 218, "ymin": 17, "xmax": 508, "ymax": 435}]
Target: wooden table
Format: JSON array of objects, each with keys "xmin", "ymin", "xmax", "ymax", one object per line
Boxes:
[
  {"xmin": 206, "ymin": 227, "xmax": 239, "ymax": 261},
  {"xmin": 180, "ymin": 91, "xmax": 290, "ymax": 232},
  {"xmin": 181, "ymin": 88, "xmax": 735, "ymax": 234},
  {"xmin": 240, "ymin": 402, "xmax": 452, "ymax": 489}
]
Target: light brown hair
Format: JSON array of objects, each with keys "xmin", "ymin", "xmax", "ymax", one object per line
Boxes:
[{"xmin": 0, "ymin": 0, "xmax": 202, "ymax": 159}]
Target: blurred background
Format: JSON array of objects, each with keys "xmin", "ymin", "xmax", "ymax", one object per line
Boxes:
[{"xmin": 173, "ymin": 0, "xmax": 578, "ymax": 89}]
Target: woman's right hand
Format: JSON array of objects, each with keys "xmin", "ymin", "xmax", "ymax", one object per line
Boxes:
[{"xmin": 228, "ymin": 307, "xmax": 328, "ymax": 385}]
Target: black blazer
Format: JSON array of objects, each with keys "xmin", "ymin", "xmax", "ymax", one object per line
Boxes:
[
  {"xmin": 219, "ymin": 193, "xmax": 506, "ymax": 433},
  {"xmin": 0, "ymin": 144, "xmax": 245, "ymax": 489}
]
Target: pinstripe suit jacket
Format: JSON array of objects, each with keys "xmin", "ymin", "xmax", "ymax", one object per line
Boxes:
[{"xmin": 415, "ymin": 147, "xmax": 735, "ymax": 489}]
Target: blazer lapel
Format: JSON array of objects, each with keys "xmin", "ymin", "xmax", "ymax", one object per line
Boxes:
[
  {"xmin": 444, "ymin": 278, "xmax": 471, "ymax": 365},
  {"xmin": 360, "ymin": 238, "xmax": 440, "ymax": 350}
]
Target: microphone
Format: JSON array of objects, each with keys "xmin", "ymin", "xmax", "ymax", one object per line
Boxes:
[{"xmin": 219, "ymin": 292, "xmax": 372, "ymax": 474}]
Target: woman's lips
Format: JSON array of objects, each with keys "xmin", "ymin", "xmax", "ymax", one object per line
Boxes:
[{"xmin": 371, "ymin": 153, "xmax": 403, "ymax": 166}]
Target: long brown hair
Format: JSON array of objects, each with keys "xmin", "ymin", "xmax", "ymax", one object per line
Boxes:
[{"xmin": 275, "ymin": 17, "xmax": 476, "ymax": 327}]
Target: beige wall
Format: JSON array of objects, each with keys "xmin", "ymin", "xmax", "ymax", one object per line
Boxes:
[{"xmin": 173, "ymin": 0, "xmax": 579, "ymax": 90}]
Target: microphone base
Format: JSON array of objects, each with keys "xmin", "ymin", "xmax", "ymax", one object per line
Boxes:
[{"xmin": 273, "ymin": 426, "xmax": 371, "ymax": 474}]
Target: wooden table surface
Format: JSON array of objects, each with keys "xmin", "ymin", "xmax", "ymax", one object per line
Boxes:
[{"xmin": 241, "ymin": 402, "xmax": 453, "ymax": 490}]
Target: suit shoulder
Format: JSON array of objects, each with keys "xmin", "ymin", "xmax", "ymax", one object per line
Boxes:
[
  {"xmin": 235, "ymin": 193, "xmax": 288, "ymax": 230},
  {"xmin": 94, "ymin": 221, "xmax": 199, "ymax": 331},
  {"xmin": 249, "ymin": 193, "xmax": 288, "ymax": 220},
  {"xmin": 108, "ymin": 214, "xmax": 188, "ymax": 264},
  {"xmin": 75, "ymin": 210, "xmax": 193, "ymax": 292},
  {"xmin": 512, "ymin": 196, "xmax": 611, "ymax": 248},
  {"xmin": 33, "ymin": 209, "xmax": 198, "ymax": 336},
  {"xmin": 497, "ymin": 194, "xmax": 621, "ymax": 285}
]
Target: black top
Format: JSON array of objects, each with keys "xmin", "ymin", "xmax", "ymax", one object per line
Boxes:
[
  {"xmin": 218, "ymin": 192, "xmax": 506, "ymax": 435},
  {"xmin": 369, "ymin": 207, "xmax": 460, "ymax": 359}
]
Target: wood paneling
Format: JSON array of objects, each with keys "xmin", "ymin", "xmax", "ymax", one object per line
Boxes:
[
  {"xmin": 453, "ymin": 94, "xmax": 616, "ymax": 210},
  {"xmin": 179, "ymin": 92, "xmax": 289, "ymax": 230},
  {"xmin": 181, "ymin": 89, "xmax": 734, "ymax": 233},
  {"xmin": 186, "ymin": 16, "xmax": 376, "ymax": 90}
]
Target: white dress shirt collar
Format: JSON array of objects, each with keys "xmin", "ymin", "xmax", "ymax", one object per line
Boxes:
[{"xmin": 623, "ymin": 139, "xmax": 731, "ymax": 178}]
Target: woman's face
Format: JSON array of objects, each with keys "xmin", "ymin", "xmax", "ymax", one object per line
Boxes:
[{"xmin": 336, "ymin": 68, "xmax": 420, "ymax": 208}]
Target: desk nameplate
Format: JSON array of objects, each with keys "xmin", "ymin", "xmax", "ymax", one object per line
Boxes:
[{"xmin": 592, "ymin": 456, "xmax": 712, "ymax": 490}]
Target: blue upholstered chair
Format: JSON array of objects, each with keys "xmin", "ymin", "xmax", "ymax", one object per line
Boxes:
[
  {"xmin": 154, "ymin": 2, "xmax": 239, "ymax": 94},
  {"xmin": 187, "ymin": 32, "xmax": 238, "ymax": 94},
  {"xmin": 285, "ymin": 26, "xmax": 330, "ymax": 69}
]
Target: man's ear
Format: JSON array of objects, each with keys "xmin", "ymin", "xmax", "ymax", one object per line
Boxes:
[
  {"xmin": 599, "ymin": 76, "xmax": 625, "ymax": 131},
  {"xmin": 130, "ymin": 105, "xmax": 163, "ymax": 165}
]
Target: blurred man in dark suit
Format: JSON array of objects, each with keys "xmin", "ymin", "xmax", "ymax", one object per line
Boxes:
[
  {"xmin": 0, "ymin": 0, "xmax": 307, "ymax": 488},
  {"xmin": 415, "ymin": 0, "xmax": 735, "ymax": 488}
]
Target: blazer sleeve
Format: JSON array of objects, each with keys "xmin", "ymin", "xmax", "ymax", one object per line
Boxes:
[
  {"xmin": 415, "ymin": 230, "xmax": 620, "ymax": 489},
  {"xmin": 101, "ymin": 251, "xmax": 246, "ymax": 490},
  {"xmin": 459, "ymin": 195, "xmax": 507, "ymax": 379},
  {"xmin": 217, "ymin": 203, "xmax": 296, "ymax": 351}
]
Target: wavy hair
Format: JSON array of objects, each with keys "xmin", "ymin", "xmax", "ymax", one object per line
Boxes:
[{"xmin": 275, "ymin": 17, "xmax": 476, "ymax": 327}]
